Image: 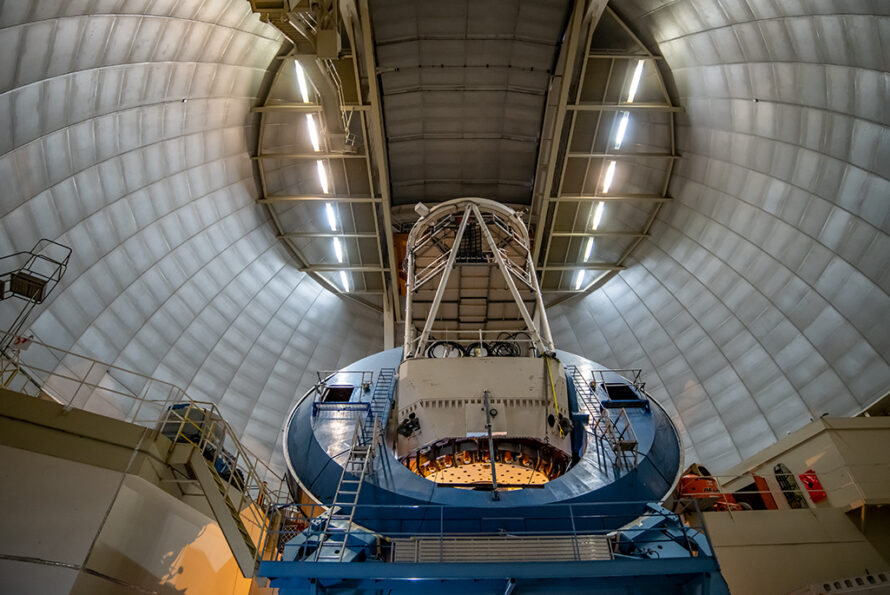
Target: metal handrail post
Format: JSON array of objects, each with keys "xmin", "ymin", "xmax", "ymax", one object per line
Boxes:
[
  {"xmin": 692, "ymin": 498, "xmax": 715, "ymax": 558},
  {"xmin": 128, "ymin": 378, "xmax": 152, "ymax": 425},
  {"xmin": 64, "ymin": 359, "xmax": 96, "ymax": 412},
  {"xmin": 677, "ymin": 506, "xmax": 694, "ymax": 556},
  {"xmin": 482, "ymin": 389, "xmax": 499, "ymax": 500},
  {"xmin": 568, "ymin": 504, "xmax": 580, "ymax": 560}
]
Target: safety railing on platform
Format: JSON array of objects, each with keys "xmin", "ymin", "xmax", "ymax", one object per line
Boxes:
[
  {"xmin": 310, "ymin": 369, "xmax": 375, "ymax": 416},
  {"xmin": 0, "ymin": 329, "xmax": 289, "ymax": 576},
  {"xmin": 567, "ymin": 364, "xmax": 643, "ymax": 473},
  {"xmin": 593, "ymin": 408, "xmax": 639, "ymax": 470},
  {"xmin": 591, "ymin": 367, "xmax": 646, "ymax": 391},
  {"xmin": 668, "ymin": 465, "xmax": 890, "ymax": 515},
  {"xmin": 256, "ymin": 499, "xmax": 718, "ymax": 566}
]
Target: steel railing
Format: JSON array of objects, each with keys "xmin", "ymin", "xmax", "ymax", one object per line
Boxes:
[
  {"xmin": 0, "ymin": 329, "xmax": 289, "ymax": 575},
  {"xmin": 669, "ymin": 464, "xmax": 890, "ymax": 513},
  {"xmin": 256, "ymin": 498, "xmax": 717, "ymax": 565}
]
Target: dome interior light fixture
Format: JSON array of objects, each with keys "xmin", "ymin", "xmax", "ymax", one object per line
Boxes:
[
  {"xmin": 306, "ymin": 114, "xmax": 320, "ymax": 152},
  {"xmin": 325, "ymin": 202, "xmax": 337, "ymax": 231},
  {"xmin": 602, "ymin": 160, "xmax": 616, "ymax": 194},
  {"xmin": 626, "ymin": 59, "xmax": 645, "ymax": 103},
  {"xmin": 591, "ymin": 200, "xmax": 605, "ymax": 232},
  {"xmin": 614, "ymin": 112, "xmax": 630, "ymax": 149},
  {"xmin": 295, "ymin": 60, "xmax": 311, "ymax": 104},
  {"xmin": 574, "ymin": 269, "xmax": 586, "ymax": 290},
  {"xmin": 316, "ymin": 159, "xmax": 329, "ymax": 194},
  {"xmin": 333, "ymin": 237, "xmax": 343, "ymax": 263}
]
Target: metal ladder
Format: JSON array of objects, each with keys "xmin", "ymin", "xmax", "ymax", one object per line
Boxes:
[
  {"xmin": 595, "ymin": 408, "xmax": 639, "ymax": 469},
  {"xmin": 363, "ymin": 367, "xmax": 395, "ymax": 443},
  {"xmin": 566, "ymin": 365, "xmax": 611, "ymax": 471},
  {"xmin": 314, "ymin": 367, "xmax": 395, "ymax": 562}
]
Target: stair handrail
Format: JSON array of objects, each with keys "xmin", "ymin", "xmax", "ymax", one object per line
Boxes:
[{"xmin": 0, "ymin": 329, "xmax": 287, "ymax": 576}]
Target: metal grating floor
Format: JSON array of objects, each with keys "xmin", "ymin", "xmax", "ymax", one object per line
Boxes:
[{"xmin": 390, "ymin": 535, "xmax": 613, "ymax": 563}]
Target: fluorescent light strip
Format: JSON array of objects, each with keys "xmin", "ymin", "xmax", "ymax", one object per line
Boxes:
[
  {"xmin": 295, "ymin": 61, "xmax": 310, "ymax": 104},
  {"xmin": 602, "ymin": 161, "xmax": 616, "ymax": 194},
  {"xmin": 325, "ymin": 202, "xmax": 337, "ymax": 231},
  {"xmin": 592, "ymin": 201, "xmax": 605, "ymax": 231},
  {"xmin": 306, "ymin": 114, "xmax": 320, "ymax": 152},
  {"xmin": 627, "ymin": 59, "xmax": 645, "ymax": 103},
  {"xmin": 614, "ymin": 112, "xmax": 629, "ymax": 149},
  {"xmin": 316, "ymin": 160, "xmax": 329, "ymax": 194},
  {"xmin": 584, "ymin": 237, "xmax": 594, "ymax": 261},
  {"xmin": 339, "ymin": 270, "xmax": 350, "ymax": 292},
  {"xmin": 333, "ymin": 237, "xmax": 343, "ymax": 263},
  {"xmin": 574, "ymin": 270, "xmax": 586, "ymax": 290}
]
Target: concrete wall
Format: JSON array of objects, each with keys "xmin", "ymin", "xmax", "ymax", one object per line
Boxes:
[
  {"xmin": 703, "ymin": 509, "xmax": 888, "ymax": 595},
  {"xmin": 0, "ymin": 444, "xmax": 268, "ymax": 595},
  {"xmin": 700, "ymin": 417, "xmax": 890, "ymax": 594},
  {"xmin": 722, "ymin": 417, "xmax": 890, "ymax": 510}
]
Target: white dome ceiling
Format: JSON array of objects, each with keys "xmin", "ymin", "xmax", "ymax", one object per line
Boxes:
[
  {"xmin": 549, "ymin": 0, "xmax": 890, "ymax": 469},
  {"xmin": 1, "ymin": 0, "xmax": 888, "ymax": 473},
  {"xmin": 0, "ymin": 0, "xmax": 382, "ymax": 473}
]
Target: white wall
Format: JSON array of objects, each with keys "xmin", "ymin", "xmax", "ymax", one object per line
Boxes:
[{"xmin": 0, "ymin": 444, "xmax": 266, "ymax": 595}]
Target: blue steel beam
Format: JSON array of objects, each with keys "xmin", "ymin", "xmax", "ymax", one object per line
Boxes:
[
  {"xmin": 259, "ymin": 557, "xmax": 721, "ymax": 580},
  {"xmin": 273, "ymin": 576, "xmax": 720, "ymax": 594}
]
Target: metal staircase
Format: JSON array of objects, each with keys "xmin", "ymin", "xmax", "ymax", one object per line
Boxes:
[
  {"xmin": 567, "ymin": 365, "xmax": 602, "ymax": 423},
  {"xmin": 179, "ymin": 444, "xmax": 258, "ymax": 572},
  {"xmin": 0, "ymin": 329, "xmax": 282, "ymax": 578},
  {"xmin": 567, "ymin": 365, "xmax": 639, "ymax": 471},
  {"xmin": 364, "ymin": 367, "xmax": 395, "ymax": 443},
  {"xmin": 594, "ymin": 408, "xmax": 639, "ymax": 470},
  {"xmin": 314, "ymin": 368, "xmax": 395, "ymax": 562}
]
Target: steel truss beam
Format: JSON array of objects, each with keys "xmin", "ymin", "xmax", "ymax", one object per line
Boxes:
[
  {"xmin": 540, "ymin": 264, "xmax": 625, "ymax": 271},
  {"xmin": 245, "ymin": 0, "xmax": 398, "ymax": 310},
  {"xmin": 567, "ymin": 103, "xmax": 682, "ymax": 112},
  {"xmin": 529, "ymin": 4, "xmax": 680, "ymax": 297},
  {"xmin": 258, "ymin": 195, "xmax": 382, "ymax": 204},
  {"xmin": 279, "ymin": 232, "xmax": 378, "ymax": 239},
  {"xmin": 253, "ymin": 152, "xmax": 367, "ymax": 160},
  {"xmin": 566, "ymin": 152, "xmax": 678, "ymax": 159},
  {"xmin": 554, "ymin": 194, "xmax": 672, "ymax": 203},
  {"xmin": 251, "ymin": 104, "xmax": 369, "ymax": 113},
  {"xmin": 550, "ymin": 231, "xmax": 649, "ymax": 238},
  {"xmin": 259, "ymin": 557, "xmax": 723, "ymax": 582},
  {"xmin": 301, "ymin": 265, "xmax": 389, "ymax": 272},
  {"xmin": 412, "ymin": 206, "xmax": 473, "ymax": 356},
  {"xmin": 403, "ymin": 199, "xmax": 555, "ymax": 359}
]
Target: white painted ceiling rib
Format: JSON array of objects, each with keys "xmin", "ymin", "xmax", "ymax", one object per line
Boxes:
[
  {"xmin": 1, "ymin": 0, "xmax": 889, "ymax": 474},
  {"xmin": 0, "ymin": 0, "xmax": 383, "ymax": 474}
]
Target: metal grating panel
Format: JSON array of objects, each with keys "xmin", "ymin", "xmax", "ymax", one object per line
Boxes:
[{"xmin": 391, "ymin": 535, "xmax": 612, "ymax": 563}]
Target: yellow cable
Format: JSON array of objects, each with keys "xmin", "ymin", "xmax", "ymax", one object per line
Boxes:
[{"xmin": 544, "ymin": 356, "xmax": 563, "ymax": 438}]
